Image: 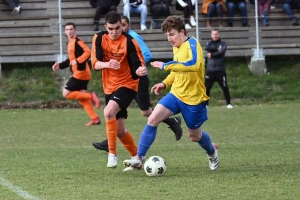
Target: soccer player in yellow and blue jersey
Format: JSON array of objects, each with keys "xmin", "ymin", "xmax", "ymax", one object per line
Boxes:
[{"xmin": 123, "ymin": 16, "xmax": 220, "ymax": 171}]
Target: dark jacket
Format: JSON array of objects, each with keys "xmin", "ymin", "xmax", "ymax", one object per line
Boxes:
[
  {"xmin": 249, "ymin": 0, "xmax": 275, "ymax": 4},
  {"xmin": 205, "ymin": 39, "xmax": 227, "ymax": 72},
  {"xmin": 280, "ymin": 0, "xmax": 300, "ymax": 7},
  {"xmin": 150, "ymin": 0, "xmax": 172, "ymax": 12},
  {"xmin": 89, "ymin": 0, "xmax": 120, "ymax": 8},
  {"xmin": 226, "ymin": 0, "xmax": 246, "ymax": 4}
]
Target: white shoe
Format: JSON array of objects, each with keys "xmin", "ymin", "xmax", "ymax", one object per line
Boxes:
[
  {"xmin": 107, "ymin": 153, "xmax": 118, "ymax": 168},
  {"xmin": 177, "ymin": 0, "xmax": 188, "ymax": 7},
  {"xmin": 16, "ymin": 6, "xmax": 21, "ymax": 14},
  {"xmin": 11, "ymin": 7, "xmax": 18, "ymax": 15},
  {"xmin": 208, "ymin": 143, "xmax": 219, "ymax": 171},
  {"xmin": 123, "ymin": 156, "xmax": 143, "ymax": 168},
  {"xmin": 227, "ymin": 104, "xmax": 233, "ymax": 109},
  {"xmin": 185, "ymin": 24, "xmax": 192, "ymax": 29},
  {"xmin": 123, "ymin": 156, "xmax": 145, "ymax": 171},
  {"xmin": 190, "ymin": 16, "xmax": 196, "ymax": 26},
  {"xmin": 141, "ymin": 24, "xmax": 147, "ymax": 31}
]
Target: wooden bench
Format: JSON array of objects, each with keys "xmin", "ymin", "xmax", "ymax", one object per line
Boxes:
[{"xmin": 0, "ymin": 0, "xmax": 300, "ymax": 66}]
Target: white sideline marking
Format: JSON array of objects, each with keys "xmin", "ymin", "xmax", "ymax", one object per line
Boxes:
[{"xmin": 0, "ymin": 176, "xmax": 41, "ymax": 200}]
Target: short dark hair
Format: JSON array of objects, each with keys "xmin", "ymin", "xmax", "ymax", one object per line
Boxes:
[
  {"xmin": 211, "ymin": 28, "xmax": 219, "ymax": 32},
  {"xmin": 105, "ymin": 11, "xmax": 121, "ymax": 24},
  {"xmin": 65, "ymin": 22, "xmax": 76, "ymax": 29},
  {"xmin": 121, "ymin": 15, "xmax": 130, "ymax": 25},
  {"xmin": 161, "ymin": 16, "xmax": 185, "ymax": 35}
]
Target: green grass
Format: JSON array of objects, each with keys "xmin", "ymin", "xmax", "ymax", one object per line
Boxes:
[
  {"xmin": 1, "ymin": 104, "xmax": 300, "ymax": 200},
  {"xmin": 1, "ymin": 56, "xmax": 300, "ymax": 107}
]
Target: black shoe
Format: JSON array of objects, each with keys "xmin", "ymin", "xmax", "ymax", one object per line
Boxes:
[
  {"xmin": 169, "ymin": 116, "xmax": 183, "ymax": 141},
  {"xmin": 292, "ymin": 18, "xmax": 299, "ymax": 26},
  {"xmin": 228, "ymin": 22, "xmax": 233, "ymax": 27},
  {"xmin": 243, "ymin": 23, "xmax": 250, "ymax": 27},
  {"xmin": 92, "ymin": 140, "xmax": 108, "ymax": 152}
]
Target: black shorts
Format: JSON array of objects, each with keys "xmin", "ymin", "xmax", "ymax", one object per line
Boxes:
[
  {"xmin": 105, "ymin": 87, "xmax": 137, "ymax": 119},
  {"xmin": 65, "ymin": 77, "xmax": 89, "ymax": 91},
  {"xmin": 135, "ymin": 75, "xmax": 151, "ymax": 111}
]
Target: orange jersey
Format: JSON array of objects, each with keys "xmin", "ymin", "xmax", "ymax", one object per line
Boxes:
[
  {"xmin": 59, "ymin": 37, "xmax": 91, "ymax": 80},
  {"xmin": 91, "ymin": 31, "xmax": 145, "ymax": 94}
]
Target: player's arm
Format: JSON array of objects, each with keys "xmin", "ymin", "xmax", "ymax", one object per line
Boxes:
[
  {"xmin": 129, "ymin": 39, "xmax": 146, "ymax": 79},
  {"xmin": 74, "ymin": 39, "xmax": 91, "ymax": 70},
  {"xmin": 151, "ymin": 72, "xmax": 175, "ymax": 95},
  {"xmin": 211, "ymin": 42, "xmax": 227, "ymax": 57},
  {"xmin": 76, "ymin": 39, "xmax": 90, "ymax": 63},
  {"xmin": 134, "ymin": 35, "xmax": 152, "ymax": 63},
  {"xmin": 91, "ymin": 33, "xmax": 105, "ymax": 70},
  {"xmin": 58, "ymin": 58, "xmax": 70, "ymax": 69},
  {"xmin": 162, "ymin": 39, "xmax": 203, "ymax": 72},
  {"xmin": 205, "ymin": 41, "xmax": 218, "ymax": 52}
]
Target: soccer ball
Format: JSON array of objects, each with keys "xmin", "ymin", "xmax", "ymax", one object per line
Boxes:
[{"xmin": 143, "ymin": 156, "xmax": 167, "ymax": 177}]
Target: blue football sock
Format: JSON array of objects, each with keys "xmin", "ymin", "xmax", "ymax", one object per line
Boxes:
[
  {"xmin": 198, "ymin": 131, "xmax": 215, "ymax": 154},
  {"xmin": 137, "ymin": 124, "xmax": 157, "ymax": 158}
]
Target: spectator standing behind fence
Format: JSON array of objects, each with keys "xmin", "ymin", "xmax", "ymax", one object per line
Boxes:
[
  {"xmin": 249, "ymin": 0, "xmax": 272, "ymax": 26},
  {"xmin": 280, "ymin": 0, "xmax": 300, "ymax": 25},
  {"xmin": 202, "ymin": 0, "xmax": 226, "ymax": 27},
  {"xmin": 123, "ymin": 0, "xmax": 148, "ymax": 30},
  {"xmin": 176, "ymin": 0, "xmax": 196, "ymax": 29},
  {"xmin": 149, "ymin": 0, "xmax": 173, "ymax": 29},
  {"xmin": 89, "ymin": 0, "xmax": 121, "ymax": 31},
  {"xmin": 204, "ymin": 28, "xmax": 233, "ymax": 109},
  {"xmin": 226, "ymin": 0, "xmax": 250, "ymax": 27},
  {"xmin": 3, "ymin": 0, "xmax": 21, "ymax": 15}
]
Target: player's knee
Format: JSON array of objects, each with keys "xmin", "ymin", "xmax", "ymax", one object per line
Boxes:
[
  {"xmin": 103, "ymin": 108, "xmax": 115, "ymax": 120},
  {"xmin": 188, "ymin": 132, "xmax": 201, "ymax": 142},
  {"xmin": 147, "ymin": 115, "xmax": 160, "ymax": 126}
]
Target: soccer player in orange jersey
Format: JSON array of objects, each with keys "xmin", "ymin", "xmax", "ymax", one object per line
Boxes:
[
  {"xmin": 52, "ymin": 22, "xmax": 101, "ymax": 126},
  {"xmin": 91, "ymin": 11, "xmax": 147, "ymax": 168}
]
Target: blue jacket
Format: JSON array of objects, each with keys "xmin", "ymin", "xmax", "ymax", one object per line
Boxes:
[{"xmin": 128, "ymin": 29, "xmax": 152, "ymax": 64}]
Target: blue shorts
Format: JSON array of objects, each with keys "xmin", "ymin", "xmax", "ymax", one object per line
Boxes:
[{"xmin": 158, "ymin": 93, "xmax": 208, "ymax": 129}]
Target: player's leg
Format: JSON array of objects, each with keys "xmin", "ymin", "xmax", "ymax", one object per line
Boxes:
[
  {"xmin": 103, "ymin": 95, "xmax": 120, "ymax": 168},
  {"xmin": 182, "ymin": 101, "xmax": 219, "ymax": 170},
  {"xmin": 204, "ymin": 71, "xmax": 215, "ymax": 106},
  {"xmin": 64, "ymin": 77, "xmax": 100, "ymax": 108},
  {"xmin": 105, "ymin": 87, "xmax": 137, "ymax": 168},
  {"xmin": 113, "ymin": 88, "xmax": 138, "ymax": 157},
  {"xmin": 136, "ymin": 76, "xmax": 183, "ymax": 141},
  {"xmin": 215, "ymin": 71, "xmax": 232, "ymax": 107},
  {"xmin": 79, "ymin": 89, "xmax": 101, "ymax": 126},
  {"xmin": 64, "ymin": 78, "xmax": 100, "ymax": 125},
  {"xmin": 123, "ymin": 93, "xmax": 179, "ymax": 169}
]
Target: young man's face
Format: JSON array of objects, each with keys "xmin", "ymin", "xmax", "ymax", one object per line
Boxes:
[
  {"xmin": 105, "ymin": 21, "xmax": 123, "ymax": 40},
  {"xmin": 65, "ymin": 25, "xmax": 76, "ymax": 39},
  {"xmin": 121, "ymin": 19, "xmax": 130, "ymax": 33},
  {"xmin": 211, "ymin": 30, "xmax": 220, "ymax": 41},
  {"xmin": 165, "ymin": 29, "xmax": 185, "ymax": 48}
]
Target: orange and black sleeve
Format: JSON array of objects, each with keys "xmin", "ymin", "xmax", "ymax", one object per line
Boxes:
[
  {"xmin": 91, "ymin": 32, "xmax": 103, "ymax": 70},
  {"xmin": 75, "ymin": 38, "xmax": 91, "ymax": 71}
]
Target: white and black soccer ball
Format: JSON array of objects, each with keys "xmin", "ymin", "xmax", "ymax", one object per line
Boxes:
[{"xmin": 143, "ymin": 156, "xmax": 167, "ymax": 177}]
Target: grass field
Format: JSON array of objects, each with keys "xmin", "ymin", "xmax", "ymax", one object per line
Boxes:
[{"xmin": 0, "ymin": 104, "xmax": 300, "ymax": 200}]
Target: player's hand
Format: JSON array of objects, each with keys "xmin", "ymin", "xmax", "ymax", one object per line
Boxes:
[
  {"xmin": 52, "ymin": 62, "xmax": 59, "ymax": 71},
  {"xmin": 69, "ymin": 60, "xmax": 77, "ymax": 66},
  {"xmin": 151, "ymin": 83, "xmax": 165, "ymax": 95},
  {"xmin": 107, "ymin": 59, "xmax": 120, "ymax": 70},
  {"xmin": 136, "ymin": 66, "xmax": 147, "ymax": 76},
  {"xmin": 150, "ymin": 61, "xmax": 164, "ymax": 70},
  {"xmin": 207, "ymin": 53, "xmax": 212, "ymax": 58}
]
